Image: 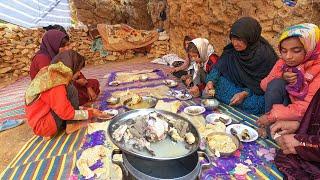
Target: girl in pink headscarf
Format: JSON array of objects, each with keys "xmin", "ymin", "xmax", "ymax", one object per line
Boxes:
[{"xmin": 257, "ymin": 23, "xmax": 320, "ymax": 132}]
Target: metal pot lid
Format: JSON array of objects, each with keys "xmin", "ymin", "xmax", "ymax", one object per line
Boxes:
[{"xmin": 108, "ymin": 109, "xmax": 200, "ymax": 161}]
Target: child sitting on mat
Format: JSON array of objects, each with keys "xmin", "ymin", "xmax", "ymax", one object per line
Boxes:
[
  {"xmin": 257, "ymin": 23, "xmax": 320, "ymax": 137},
  {"xmin": 182, "ymin": 38, "xmax": 219, "ymax": 97},
  {"xmin": 169, "ymin": 35, "xmax": 195, "ymax": 78}
]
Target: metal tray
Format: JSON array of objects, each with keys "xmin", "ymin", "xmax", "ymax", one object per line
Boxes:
[{"xmin": 107, "ymin": 109, "xmax": 200, "ymax": 161}]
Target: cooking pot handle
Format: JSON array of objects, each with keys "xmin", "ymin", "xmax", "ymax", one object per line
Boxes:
[
  {"xmin": 197, "ymin": 151, "xmax": 212, "ymax": 179},
  {"xmin": 111, "ymin": 149, "xmax": 129, "ymax": 177}
]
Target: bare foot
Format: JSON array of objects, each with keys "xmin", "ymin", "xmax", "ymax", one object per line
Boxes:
[
  {"xmin": 66, "ymin": 121, "xmax": 88, "ymax": 134},
  {"xmin": 43, "ymin": 134, "xmax": 56, "ymax": 141}
]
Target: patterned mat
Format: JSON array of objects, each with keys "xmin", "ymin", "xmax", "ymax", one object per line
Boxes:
[
  {"xmin": 70, "ymin": 69, "xmax": 284, "ymax": 179},
  {"xmin": 1, "ymin": 129, "xmax": 85, "ymax": 179}
]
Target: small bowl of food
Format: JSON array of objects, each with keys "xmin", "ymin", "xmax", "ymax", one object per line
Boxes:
[
  {"xmin": 226, "ymin": 124, "xmax": 259, "ymax": 142},
  {"xmin": 201, "ymin": 99, "xmax": 220, "ymax": 110},
  {"xmin": 184, "ymin": 106, "xmax": 206, "ymax": 116},
  {"xmin": 206, "ymin": 113, "xmax": 232, "ymax": 125},
  {"xmin": 139, "ymin": 74, "xmax": 148, "ymax": 82},
  {"xmin": 109, "ymin": 81, "xmax": 120, "ymax": 86},
  {"xmin": 163, "ymin": 79, "xmax": 178, "ymax": 88},
  {"xmin": 107, "ymin": 97, "xmax": 120, "ymax": 105},
  {"xmin": 98, "ymin": 109, "xmax": 119, "ymax": 120},
  {"xmin": 206, "ymin": 132, "xmax": 239, "ymax": 157}
]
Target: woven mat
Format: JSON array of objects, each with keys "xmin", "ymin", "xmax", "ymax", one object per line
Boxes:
[
  {"xmin": 81, "ymin": 69, "xmax": 284, "ymax": 179},
  {"xmin": 1, "ymin": 129, "xmax": 86, "ymax": 179}
]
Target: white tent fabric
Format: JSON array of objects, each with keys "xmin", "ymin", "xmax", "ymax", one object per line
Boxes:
[{"xmin": 0, "ymin": 0, "xmax": 71, "ymax": 28}]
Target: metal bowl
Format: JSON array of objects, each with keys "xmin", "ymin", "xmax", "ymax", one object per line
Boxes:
[
  {"xmin": 206, "ymin": 132, "xmax": 239, "ymax": 157},
  {"xmin": 107, "ymin": 97, "xmax": 120, "ymax": 105},
  {"xmin": 201, "ymin": 98, "xmax": 220, "ymax": 110},
  {"xmin": 123, "ymin": 96, "xmax": 158, "ymax": 110}
]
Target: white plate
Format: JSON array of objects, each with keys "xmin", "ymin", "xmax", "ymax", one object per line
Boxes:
[
  {"xmin": 99, "ymin": 109, "xmax": 119, "ymax": 120},
  {"xmin": 226, "ymin": 124, "xmax": 258, "ymax": 142},
  {"xmin": 175, "ymin": 93, "xmax": 192, "ymax": 101},
  {"xmin": 109, "ymin": 81, "xmax": 121, "ymax": 86},
  {"xmin": 206, "ymin": 113, "xmax": 232, "ymax": 125},
  {"xmin": 184, "ymin": 106, "xmax": 206, "ymax": 116},
  {"xmin": 163, "ymin": 80, "xmax": 178, "ymax": 88}
]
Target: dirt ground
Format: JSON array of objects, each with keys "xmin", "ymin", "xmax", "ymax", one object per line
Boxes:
[{"xmin": 0, "ymin": 56, "xmax": 166, "ymax": 173}]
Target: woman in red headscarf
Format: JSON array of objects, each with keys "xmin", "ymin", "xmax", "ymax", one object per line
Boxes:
[
  {"xmin": 32, "ymin": 28, "xmax": 100, "ymax": 105},
  {"xmin": 29, "ymin": 29, "xmax": 69, "ymax": 80}
]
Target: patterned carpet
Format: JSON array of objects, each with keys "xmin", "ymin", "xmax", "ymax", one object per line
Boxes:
[{"xmin": 0, "ymin": 60, "xmax": 283, "ymax": 179}]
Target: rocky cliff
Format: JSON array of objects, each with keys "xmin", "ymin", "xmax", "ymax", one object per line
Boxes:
[
  {"xmin": 167, "ymin": 0, "xmax": 320, "ymax": 56},
  {"xmin": 72, "ymin": 0, "xmax": 154, "ymax": 30}
]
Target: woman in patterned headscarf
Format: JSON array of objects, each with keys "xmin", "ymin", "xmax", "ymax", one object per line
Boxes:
[
  {"xmin": 257, "ymin": 23, "xmax": 320, "ymax": 129},
  {"xmin": 25, "ymin": 50, "xmax": 104, "ymax": 139}
]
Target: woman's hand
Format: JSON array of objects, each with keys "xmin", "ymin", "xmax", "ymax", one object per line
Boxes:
[
  {"xmin": 256, "ymin": 114, "xmax": 272, "ymax": 127},
  {"xmin": 204, "ymin": 81, "xmax": 214, "ymax": 92},
  {"xmin": 283, "ymin": 71, "xmax": 297, "ymax": 84},
  {"xmin": 87, "ymin": 87, "xmax": 97, "ymax": 101},
  {"xmin": 91, "ymin": 108, "xmax": 104, "ymax": 117},
  {"xmin": 181, "ymin": 75, "xmax": 187, "ymax": 81},
  {"xmin": 189, "ymin": 86, "xmax": 200, "ymax": 97},
  {"xmin": 185, "ymin": 77, "xmax": 193, "ymax": 87},
  {"xmin": 276, "ymin": 134, "xmax": 300, "ymax": 154},
  {"xmin": 229, "ymin": 91, "xmax": 248, "ymax": 106},
  {"xmin": 270, "ymin": 121, "xmax": 300, "ymax": 136},
  {"xmin": 168, "ymin": 67, "xmax": 176, "ymax": 73},
  {"xmin": 76, "ymin": 78, "xmax": 88, "ymax": 86}
]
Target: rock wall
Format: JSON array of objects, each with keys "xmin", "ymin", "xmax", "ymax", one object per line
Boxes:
[
  {"xmin": 72, "ymin": 0, "xmax": 154, "ymax": 30},
  {"xmin": 167, "ymin": 0, "xmax": 320, "ymax": 56},
  {"xmin": 0, "ymin": 25, "xmax": 169, "ymax": 83},
  {"xmin": 0, "ymin": 27, "xmax": 42, "ymax": 82},
  {"xmin": 1, "ymin": 0, "xmax": 319, "ymax": 85}
]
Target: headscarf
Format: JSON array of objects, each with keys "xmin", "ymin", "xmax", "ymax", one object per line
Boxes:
[
  {"xmin": 191, "ymin": 38, "xmax": 215, "ymax": 64},
  {"xmin": 189, "ymin": 38, "xmax": 215, "ymax": 85},
  {"xmin": 279, "ymin": 23, "xmax": 320, "ymax": 100},
  {"xmin": 51, "ymin": 50, "xmax": 86, "ymax": 73},
  {"xmin": 279, "ymin": 23, "xmax": 320, "ymax": 62},
  {"xmin": 43, "ymin": 24, "xmax": 70, "ymax": 40},
  {"xmin": 25, "ymin": 50, "xmax": 85, "ymax": 105},
  {"xmin": 216, "ymin": 17, "xmax": 278, "ymax": 95},
  {"xmin": 35, "ymin": 29, "xmax": 68, "ymax": 59}
]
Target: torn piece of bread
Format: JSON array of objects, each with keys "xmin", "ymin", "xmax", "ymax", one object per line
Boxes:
[
  {"xmin": 131, "ymin": 94, "xmax": 142, "ymax": 105},
  {"xmin": 155, "ymin": 100, "xmax": 182, "ymax": 113}
]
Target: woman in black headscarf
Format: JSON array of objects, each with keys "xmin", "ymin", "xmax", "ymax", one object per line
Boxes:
[{"xmin": 204, "ymin": 17, "xmax": 278, "ymax": 115}]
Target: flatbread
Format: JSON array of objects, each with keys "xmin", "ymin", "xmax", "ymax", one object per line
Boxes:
[{"xmin": 155, "ymin": 100, "xmax": 182, "ymax": 113}]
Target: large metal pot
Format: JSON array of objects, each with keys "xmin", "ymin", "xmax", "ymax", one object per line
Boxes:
[
  {"xmin": 108, "ymin": 109, "xmax": 211, "ymax": 179},
  {"xmin": 107, "ymin": 109, "xmax": 200, "ymax": 160},
  {"xmin": 112, "ymin": 149, "xmax": 211, "ymax": 180}
]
